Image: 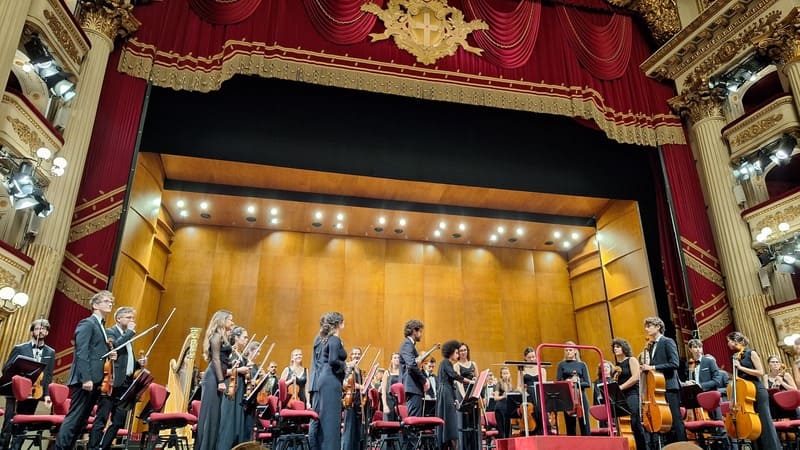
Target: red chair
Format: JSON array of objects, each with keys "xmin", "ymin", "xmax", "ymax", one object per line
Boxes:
[
  {"xmin": 273, "ymin": 378, "xmax": 318, "ymax": 450},
  {"xmin": 481, "ymin": 410, "xmax": 500, "ymax": 449},
  {"xmin": 138, "ymin": 383, "xmax": 197, "ymax": 450},
  {"xmin": 367, "ymin": 387, "xmax": 402, "ymax": 450},
  {"xmin": 589, "ymin": 404, "xmax": 612, "ymax": 436},
  {"xmin": 683, "ymin": 390, "xmax": 726, "ymax": 449},
  {"xmin": 393, "ymin": 384, "xmax": 444, "ymax": 450},
  {"xmin": 8, "ymin": 376, "xmax": 69, "ymax": 450},
  {"xmin": 772, "ymin": 390, "xmax": 800, "ymax": 449}
]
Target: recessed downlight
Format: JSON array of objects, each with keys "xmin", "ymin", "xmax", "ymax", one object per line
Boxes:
[
  {"xmin": 246, "ymin": 205, "xmax": 256, "ymax": 214},
  {"xmin": 199, "ymin": 201, "xmax": 209, "ymax": 210},
  {"xmin": 270, "ymin": 207, "xmax": 279, "ymax": 216},
  {"xmin": 176, "ymin": 200, "xmax": 186, "ymax": 208}
]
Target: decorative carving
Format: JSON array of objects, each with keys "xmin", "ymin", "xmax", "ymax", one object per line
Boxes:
[
  {"xmin": 361, "ymin": 0, "xmax": 488, "ymax": 65},
  {"xmin": 79, "ymin": 0, "xmax": 140, "ymax": 42},
  {"xmin": 668, "ymin": 75, "xmax": 726, "ymax": 123},
  {"xmin": 0, "ymin": 267, "xmax": 17, "ymax": 289},
  {"xmin": 754, "ymin": 7, "xmax": 800, "ymax": 64},
  {"xmin": 728, "ymin": 114, "xmax": 784, "ymax": 147},
  {"xmin": 43, "ymin": 10, "xmax": 79, "ymax": 63},
  {"xmin": 68, "ymin": 205, "xmax": 122, "ymax": 242},
  {"xmin": 751, "ymin": 204, "xmax": 800, "ymax": 240},
  {"xmin": 606, "ymin": 0, "xmax": 680, "ymax": 45},
  {"xmin": 684, "ymin": 251, "xmax": 725, "ymax": 288},
  {"xmin": 7, "ymin": 117, "xmax": 44, "ymax": 153}
]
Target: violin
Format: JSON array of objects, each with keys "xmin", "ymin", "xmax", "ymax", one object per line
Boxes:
[
  {"xmin": 568, "ymin": 370, "xmax": 584, "ymax": 419},
  {"xmin": 288, "ymin": 378, "xmax": 301, "ymax": 402},
  {"xmin": 227, "ymin": 357, "xmax": 241, "ymax": 400},
  {"xmin": 30, "ymin": 373, "xmax": 44, "ymax": 400},
  {"xmin": 343, "ymin": 345, "xmax": 370, "ymax": 409},
  {"xmin": 100, "ymin": 338, "xmax": 115, "ymax": 396},
  {"xmin": 724, "ymin": 345, "xmax": 761, "ymax": 440}
]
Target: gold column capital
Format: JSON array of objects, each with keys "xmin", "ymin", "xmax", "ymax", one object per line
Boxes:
[
  {"xmin": 754, "ymin": 7, "xmax": 800, "ymax": 65},
  {"xmin": 78, "ymin": 0, "xmax": 140, "ymax": 43},
  {"xmin": 668, "ymin": 75, "xmax": 726, "ymax": 123}
]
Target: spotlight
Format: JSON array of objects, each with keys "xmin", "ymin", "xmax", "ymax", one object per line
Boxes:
[
  {"xmin": 783, "ymin": 255, "xmax": 797, "ymax": 265},
  {"xmin": 9, "ymin": 162, "xmax": 35, "ymax": 199},
  {"xmin": 32, "ymin": 194, "xmax": 53, "ymax": 217}
]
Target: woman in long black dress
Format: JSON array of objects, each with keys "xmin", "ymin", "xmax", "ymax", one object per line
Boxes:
[
  {"xmin": 611, "ymin": 338, "xmax": 647, "ymax": 450},
  {"xmin": 456, "ymin": 343, "xmax": 479, "ymax": 450},
  {"xmin": 194, "ymin": 310, "xmax": 234, "ymax": 450},
  {"xmin": 381, "ymin": 352, "xmax": 401, "ymax": 420},
  {"xmin": 217, "ymin": 326, "xmax": 250, "ymax": 450},
  {"xmin": 280, "ymin": 348, "xmax": 308, "ymax": 405},
  {"xmin": 520, "ymin": 346, "xmax": 546, "ymax": 435},
  {"xmin": 309, "ymin": 312, "xmax": 348, "ymax": 450},
  {"xmin": 437, "ymin": 340, "xmax": 470, "ymax": 450},
  {"xmin": 727, "ymin": 331, "xmax": 781, "ymax": 450}
]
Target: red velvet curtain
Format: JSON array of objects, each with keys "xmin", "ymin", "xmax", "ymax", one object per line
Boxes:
[
  {"xmin": 555, "ymin": 5, "xmax": 631, "ymax": 80},
  {"xmin": 462, "ymin": 0, "xmax": 541, "ymax": 69},
  {"xmin": 48, "ymin": 49, "xmax": 147, "ymax": 373},
  {"xmin": 302, "ymin": 0, "xmax": 384, "ymax": 45},
  {"xmin": 189, "ymin": 0, "xmax": 263, "ymax": 25}
]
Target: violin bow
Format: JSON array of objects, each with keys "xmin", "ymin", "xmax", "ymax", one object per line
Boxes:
[
  {"xmin": 252, "ymin": 343, "xmax": 276, "ymax": 384},
  {"xmin": 101, "ymin": 323, "xmax": 159, "ymax": 358},
  {"xmin": 360, "ymin": 349, "xmax": 381, "ymax": 395},
  {"xmin": 143, "ymin": 307, "xmax": 176, "ymax": 359}
]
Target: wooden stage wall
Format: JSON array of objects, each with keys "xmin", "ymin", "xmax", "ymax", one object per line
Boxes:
[{"xmin": 113, "ymin": 155, "xmax": 657, "ymax": 390}]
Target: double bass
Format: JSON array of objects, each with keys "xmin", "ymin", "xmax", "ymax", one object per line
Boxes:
[
  {"xmin": 640, "ymin": 338, "xmax": 672, "ymax": 433},
  {"xmin": 724, "ymin": 346, "xmax": 761, "ymax": 441}
]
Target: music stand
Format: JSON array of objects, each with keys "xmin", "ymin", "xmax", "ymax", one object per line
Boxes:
[
  {"xmin": 503, "ymin": 360, "xmax": 553, "ymax": 367},
  {"xmin": 605, "ymin": 382, "xmax": 632, "ymax": 418},
  {"xmin": 0, "ymin": 355, "xmax": 44, "ymax": 396},
  {"xmin": 542, "ymin": 381, "xmax": 573, "ymax": 414},
  {"xmin": 680, "ymin": 383, "xmax": 703, "ymax": 411},
  {"xmin": 459, "ymin": 369, "xmax": 489, "ymax": 412}
]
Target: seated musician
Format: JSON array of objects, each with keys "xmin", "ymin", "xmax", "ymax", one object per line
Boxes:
[
  {"xmin": 766, "ymin": 354, "xmax": 798, "ymax": 420},
  {"xmin": 555, "ymin": 342, "xmax": 590, "ymax": 436},
  {"xmin": 682, "ymin": 338, "xmax": 723, "ymax": 420}
]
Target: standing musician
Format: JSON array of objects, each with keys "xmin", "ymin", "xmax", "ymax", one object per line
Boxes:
[
  {"xmin": 456, "ymin": 343, "xmax": 480, "ymax": 450},
  {"xmin": 194, "ymin": 310, "xmax": 235, "ymax": 450},
  {"xmin": 381, "ymin": 353, "xmax": 401, "ymax": 420},
  {"xmin": 54, "ymin": 290, "xmax": 118, "ymax": 450},
  {"xmin": 727, "ymin": 332, "xmax": 781, "ymax": 450},
  {"xmin": 492, "ymin": 367, "xmax": 513, "ymax": 439},
  {"xmin": 639, "ymin": 316, "xmax": 686, "ymax": 444},
  {"xmin": 436, "ymin": 340, "xmax": 471, "ymax": 450},
  {"xmin": 399, "ymin": 319, "xmax": 429, "ymax": 418},
  {"xmin": 263, "ymin": 361, "xmax": 279, "ymax": 397},
  {"xmin": 342, "ymin": 347, "xmax": 364, "ymax": 450},
  {"xmin": 1, "ymin": 319, "xmax": 55, "ymax": 449},
  {"xmin": 611, "ymin": 338, "xmax": 647, "ymax": 450},
  {"xmin": 87, "ymin": 307, "xmax": 147, "ymax": 450},
  {"xmin": 682, "ymin": 338, "xmax": 723, "ymax": 420},
  {"xmin": 424, "ymin": 358, "xmax": 437, "ymax": 400},
  {"xmin": 217, "ymin": 326, "xmax": 251, "ymax": 450},
  {"xmin": 308, "ymin": 312, "xmax": 349, "ymax": 450},
  {"xmin": 766, "ymin": 355, "xmax": 797, "ymax": 391},
  {"xmin": 519, "ymin": 346, "xmax": 546, "ymax": 435},
  {"xmin": 280, "ymin": 348, "xmax": 308, "ymax": 404},
  {"xmin": 555, "ymin": 342, "xmax": 590, "ymax": 436}
]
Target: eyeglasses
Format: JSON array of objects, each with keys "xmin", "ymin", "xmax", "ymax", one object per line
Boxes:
[{"xmin": 99, "ymin": 299, "xmax": 114, "ymax": 304}]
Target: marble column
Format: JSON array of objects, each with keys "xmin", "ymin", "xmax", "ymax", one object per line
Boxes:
[
  {"xmin": 670, "ymin": 83, "xmax": 781, "ymax": 359},
  {"xmin": 0, "ymin": 0, "xmax": 32, "ymax": 92},
  {"xmin": 3, "ymin": 1, "xmax": 139, "ymax": 350}
]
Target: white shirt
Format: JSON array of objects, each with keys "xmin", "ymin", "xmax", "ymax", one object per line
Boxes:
[{"xmin": 116, "ymin": 325, "xmax": 135, "ymax": 376}]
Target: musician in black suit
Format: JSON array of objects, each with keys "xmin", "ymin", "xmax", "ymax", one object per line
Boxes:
[
  {"xmin": 682, "ymin": 338, "xmax": 723, "ymax": 419},
  {"xmin": 1, "ymin": 319, "xmax": 55, "ymax": 449},
  {"xmin": 54, "ymin": 290, "xmax": 118, "ymax": 450},
  {"xmin": 640, "ymin": 316, "xmax": 686, "ymax": 444},
  {"xmin": 87, "ymin": 306, "xmax": 146, "ymax": 450},
  {"xmin": 400, "ymin": 319, "xmax": 429, "ymax": 418}
]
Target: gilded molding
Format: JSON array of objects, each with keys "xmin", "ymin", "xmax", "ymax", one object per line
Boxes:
[
  {"xmin": 56, "ymin": 271, "xmax": 96, "ymax": 306},
  {"xmin": 606, "ymin": 0, "xmax": 680, "ymax": 45},
  {"xmin": 118, "ymin": 42, "xmax": 687, "ymax": 146},
  {"xmin": 43, "ymin": 9, "xmax": 79, "ymax": 63},
  {"xmin": 728, "ymin": 114, "xmax": 784, "ymax": 148},
  {"xmin": 0, "ymin": 267, "xmax": 18, "ymax": 288},
  {"xmin": 68, "ymin": 205, "xmax": 122, "ymax": 242},
  {"xmin": 361, "ymin": 0, "xmax": 489, "ymax": 65},
  {"xmin": 668, "ymin": 75, "xmax": 726, "ymax": 123},
  {"xmin": 684, "ymin": 250, "xmax": 725, "ymax": 288},
  {"xmin": 754, "ymin": 7, "xmax": 800, "ymax": 64},
  {"xmin": 748, "ymin": 204, "xmax": 800, "ymax": 241},
  {"xmin": 6, "ymin": 117, "xmax": 45, "ymax": 153},
  {"xmin": 78, "ymin": 0, "xmax": 140, "ymax": 42},
  {"xmin": 697, "ymin": 307, "xmax": 733, "ymax": 336}
]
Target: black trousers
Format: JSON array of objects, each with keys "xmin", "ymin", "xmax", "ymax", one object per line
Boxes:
[
  {"xmin": 55, "ymin": 385, "xmax": 102, "ymax": 450},
  {"xmin": 88, "ymin": 377, "xmax": 133, "ymax": 450}
]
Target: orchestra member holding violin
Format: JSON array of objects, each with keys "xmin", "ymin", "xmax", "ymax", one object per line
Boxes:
[
  {"xmin": 556, "ymin": 342, "xmax": 590, "ymax": 436},
  {"xmin": 492, "ymin": 366, "xmax": 514, "ymax": 438},
  {"xmin": 456, "ymin": 343, "xmax": 480, "ymax": 450},
  {"xmin": 280, "ymin": 348, "xmax": 308, "ymax": 404},
  {"xmin": 381, "ymin": 353, "xmax": 401, "ymax": 420},
  {"xmin": 54, "ymin": 291, "xmax": 118, "ymax": 450},
  {"xmin": 592, "ymin": 360, "xmax": 614, "ymax": 409},
  {"xmin": 87, "ymin": 307, "xmax": 147, "ymax": 450},
  {"xmin": 766, "ymin": 355, "xmax": 797, "ymax": 391},
  {"xmin": 1, "ymin": 319, "xmax": 55, "ymax": 449},
  {"xmin": 683, "ymin": 338, "xmax": 723, "ymax": 420},
  {"xmin": 194, "ymin": 310, "xmax": 235, "ymax": 450},
  {"xmin": 727, "ymin": 331, "xmax": 781, "ymax": 450},
  {"xmin": 308, "ymin": 312, "xmax": 349, "ymax": 450},
  {"xmin": 640, "ymin": 316, "xmax": 686, "ymax": 443},
  {"xmin": 342, "ymin": 347, "xmax": 364, "ymax": 450},
  {"xmin": 400, "ymin": 319, "xmax": 429, "ymax": 418},
  {"xmin": 436, "ymin": 340, "xmax": 473, "ymax": 450},
  {"xmin": 217, "ymin": 326, "xmax": 251, "ymax": 450},
  {"xmin": 611, "ymin": 338, "xmax": 647, "ymax": 450},
  {"xmin": 519, "ymin": 346, "xmax": 546, "ymax": 435}
]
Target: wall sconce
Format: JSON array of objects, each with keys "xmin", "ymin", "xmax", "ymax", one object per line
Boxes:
[{"xmin": 0, "ymin": 285, "xmax": 29, "ymax": 313}]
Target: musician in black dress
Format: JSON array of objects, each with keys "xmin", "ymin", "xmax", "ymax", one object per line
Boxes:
[
  {"xmin": 519, "ymin": 346, "xmax": 546, "ymax": 435},
  {"xmin": 342, "ymin": 346, "xmax": 364, "ymax": 450},
  {"xmin": 492, "ymin": 367, "xmax": 513, "ymax": 438},
  {"xmin": 436, "ymin": 340, "xmax": 470, "ymax": 450},
  {"xmin": 381, "ymin": 353, "xmax": 401, "ymax": 420},
  {"xmin": 555, "ymin": 342, "xmax": 590, "ymax": 436},
  {"xmin": 456, "ymin": 343, "xmax": 479, "ymax": 450},
  {"xmin": 611, "ymin": 338, "xmax": 647, "ymax": 450},
  {"xmin": 217, "ymin": 326, "xmax": 250, "ymax": 450},
  {"xmin": 309, "ymin": 312, "xmax": 348, "ymax": 450},
  {"xmin": 194, "ymin": 310, "xmax": 234, "ymax": 450},
  {"xmin": 727, "ymin": 332, "xmax": 781, "ymax": 450},
  {"xmin": 280, "ymin": 348, "xmax": 308, "ymax": 404},
  {"xmin": 88, "ymin": 307, "xmax": 147, "ymax": 450}
]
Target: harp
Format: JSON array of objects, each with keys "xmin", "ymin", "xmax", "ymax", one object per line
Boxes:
[{"xmin": 164, "ymin": 327, "xmax": 201, "ymax": 421}]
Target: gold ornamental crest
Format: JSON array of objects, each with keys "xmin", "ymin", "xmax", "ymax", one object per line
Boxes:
[{"xmin": 361, "ymin": 0, "xmax": 489, "ymax": 65}]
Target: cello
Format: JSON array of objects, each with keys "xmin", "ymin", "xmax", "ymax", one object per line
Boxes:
[
  {"xmin": 724, "ymin": 346, "xmax": 761, "ymax": 441},
  {"xmin": 639, "ymin": 338, "xmax": 672, "ymax": 433},
  {"xmin": 611, "ymin": 362, "xmax": 636, "ymax": 450}
]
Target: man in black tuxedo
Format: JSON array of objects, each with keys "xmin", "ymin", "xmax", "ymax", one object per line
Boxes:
[
  {"xmin": 1, "ymin": 319, "xmax": 56, "ymax": 449},
  {"xmin": 55, "ymin": 290, "xmax": 117, "ymax": 450},
  {"xmin": 683, "ymin": 338, "xmax": 723, "ymax": 419},
  {"xmin": 640, "ymin": 316, "xmax": 686, "ymax": 444},
  {"xmin": 87, "ymin": 306, "xmax": 146, "ymax": 450},
  {"xmin": 399, "ymin": 319, "xmax": 429, "ymax": 418}
]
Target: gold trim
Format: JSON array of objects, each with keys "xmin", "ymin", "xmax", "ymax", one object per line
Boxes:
[
  {"xmin": 73, "ymin": 186, "xmax": 126, "ymax": 214},
  {"xmin": 680, "ymin": 236, "xmax": 720, "ymax": 263},
  {"xmin": 697, "ymin": 306, "xmax": 733, "ymax": 336},
  {"xmin": 684, "ymin": 251, "xmax": 725, "ymax": 288},
  {"xmin": 43, "ymin": 9, "xmax": 79, "ymax": 63},
  {"xmin": 6, "ymin": 117, "xmax": 44, "ymax": 154},
  {"xmin": 56, "ymin": 270, "xmax": 98, "ymax": 306},
  {"xmin": 62, "ymin": 252, "xmax": 109, "ymax": 284},
  {"xmin": 728, "ymin": 114, "xmax": 784, "ymax": 148},
  {"xmin": 78, "ymin": 0, "xmax": 140, "ymax": 42},
  {"xmin": 694, "ymin": 290, "xmax": 726, "ymax": 315},
  {"xmin": 754, "ymin": 7, "xmax": 800, "ymax": 64},
  {"xmin": 68, "ymin": 205, "xmax": 122, "ymax": 243},
  {"xmin": 118, "ymin": 42, "xmax": 686, "ymax": 146}
]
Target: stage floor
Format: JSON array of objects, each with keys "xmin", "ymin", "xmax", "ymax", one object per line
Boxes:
[{"xmin": 495, "ymin": 435, "xmax": 629, "ymax": 450}]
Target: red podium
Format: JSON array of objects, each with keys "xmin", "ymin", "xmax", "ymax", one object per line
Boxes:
[{"xmin": 495, "ymin": 435, "xmax": 629, "ymax": 450}]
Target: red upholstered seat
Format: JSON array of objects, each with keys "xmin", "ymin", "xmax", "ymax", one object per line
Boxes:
[
  {"xmin": 393, "ymin": 384, "xmax": 443, "ymax": 449},
  {"xmin": 138, "ymin": 383, "xmax": 197, "ymax": 450},
  {"xmin": 771, "ymin": 389, "xmax": 800, "ymax": 448},
  {"xmin": 589, "ymin": 404, "xmax": 612, "ymax": 436},
  {"xmin": 390, "ymin": 382, "xmax": 406, "ymax": 406},
  {"xmin": 9, "ymin": 380, "xmax": 70, "ymax": 449},
  {"xmin": 367, "ymin": 387, "xmax": 402, "ymax": 450},
  {"xmin": 683, "ymin": 390, "xmax": 725, "ymax": 448}
]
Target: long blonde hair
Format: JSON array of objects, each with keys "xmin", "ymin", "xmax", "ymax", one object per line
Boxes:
[{"xmin": 203, "ymin": 310, "xmax": 232, "ymax": 361}]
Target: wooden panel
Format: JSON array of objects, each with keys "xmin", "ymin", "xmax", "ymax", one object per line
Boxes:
[
  {"xmin": 497, "ymin": 249, "xmax": 538, "ymax": 361},
  {"xmin": 571, "ymin": 269, "xmax": 606, "ymax": 310},
  {"xmin": 604, "ymin": 250, "xmax": 653, "ymax": 301},
  {"xmin": 575, "ymin": 302, "xmax": 614, "ymax": 376},
  {"xmin": 597, "ymin": 201, "xmax": 645, "ymax": 265},
  {"xmin": 129, "ymin": 154, "xmax": 163, "ymax": 228},
  {"xmin": 423, "ymin": 244, "xmax": 464, "ymax": 355},
  {"xmin": 148, "ymin": 239, "xmax": 169, "ymax": 285},
  {"xmin": 609, "ymin": 289, "xmax": 657, "ymax": 351},
  {"xmin": 343, "ymin": 238, "xmax": 385, "ymax": 349},
  {"xmin": 462, "ymin": 247, "xmax": 502, "ymax": 365},
  {"xmin": 112, "ymin": 255, "xmax": 147, "ymax": 311},
  {"xmin": 118, "ymin": 210, "xmax": 154, "ymax": 269},
  {"xmin": 384, "ymin": 241, "xmax": 424, "ymax": 366}
]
